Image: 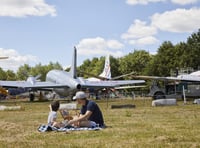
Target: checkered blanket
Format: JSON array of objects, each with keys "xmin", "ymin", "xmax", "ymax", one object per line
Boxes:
[{"xmin": 38, "ymin": 124, "xmax": 102, "ymax": 132}]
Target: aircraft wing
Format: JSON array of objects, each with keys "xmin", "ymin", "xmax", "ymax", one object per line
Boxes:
[
  {"xmin": 131, "ymin": 75, "xmax": 173, "ymax": 81},
  {"xmin": 80, "ymin": 80, "xmax": 145, "ymax": 89},
  {"xmin": 115, "ymin": 85, "xmax": 146, "ymax": 89},
  {"xmin": 131, "ymin": 75, "xmax": 200, "ymax": 82},
  {"xmin": 0, "ymin": 81, "xmax": 69, "ymax": 89},
  {"xmin": 172, "ymin": 76, "xmax": 200, "ymax": 82},
  {"xmin": 0, "ymin": 79, "xmax": 145, "ymax": 91}
]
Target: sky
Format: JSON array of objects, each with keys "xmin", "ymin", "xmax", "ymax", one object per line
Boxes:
[{"xmin": 0, "ymin": 0, "xmax": 200, "ymax": 72}]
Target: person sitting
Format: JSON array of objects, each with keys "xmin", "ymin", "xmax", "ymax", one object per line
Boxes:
[
  {"xmin": 47, "ymin": 100, "xmax": 72, "ymax": 128},
  {"xmin": 67, "ymin": 91, "xmax": 105, "ymax": 128}
]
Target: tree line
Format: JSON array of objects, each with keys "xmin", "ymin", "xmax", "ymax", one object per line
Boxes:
[{"xmin": 1, "ymin": 29, "xmax": 200, "ymax": 81}]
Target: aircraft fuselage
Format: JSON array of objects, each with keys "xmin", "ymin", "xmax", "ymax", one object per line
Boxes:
[{"xmin": 46, "ymin": 70, "xmax": 81, "ymax": 97}]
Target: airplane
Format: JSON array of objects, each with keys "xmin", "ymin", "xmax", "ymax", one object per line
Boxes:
[
  {"xmin": 131, "ymin": 70, "xmax": 200, "ymax": 82},
  {"xmin": 131, "ymin": 70, "xmax": 200, "ymax": 100},
  {"xmin": 82, "ymin": 54, "xmax": 145, "ymax": 99},
  {"xmin": 0, "ymin": 47, "xmax": 145, "ymax": 101}
]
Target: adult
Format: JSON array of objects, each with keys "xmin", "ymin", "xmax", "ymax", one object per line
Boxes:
[{"xmin": 68, "ymin": 91, "xmax": 105, "ymax": 128}]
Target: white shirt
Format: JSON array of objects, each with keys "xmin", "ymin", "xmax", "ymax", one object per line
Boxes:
[{"xmin": 47, "ymin": 111, "xmax": 57, "ymax": 126}]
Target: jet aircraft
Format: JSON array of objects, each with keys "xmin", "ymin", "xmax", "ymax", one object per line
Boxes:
[
  {"xmin": 131, "ymin": 70, "xmax": 200, "ymax": 82},
  {"xmin": 131, "ymin": 70, "xmax": 200, "ymax": 99},
  {"xmin": 0, "ymin": 47, "xmax": 145, "ymax": 100}
]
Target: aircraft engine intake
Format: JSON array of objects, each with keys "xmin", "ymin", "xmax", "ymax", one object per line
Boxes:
[{"xmin": 76, "ymin": 84, "xmax": 81, "ymax": 89}]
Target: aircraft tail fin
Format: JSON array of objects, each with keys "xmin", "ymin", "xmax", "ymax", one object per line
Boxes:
[
  {"xmin": 70, "ymin": 46, "xmax": 77, "ymax": 78},
  {"xmin": 99, "ymin": 55, "xmax": 111, "ymax": 79}
]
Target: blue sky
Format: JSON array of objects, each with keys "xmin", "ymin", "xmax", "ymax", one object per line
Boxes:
[{"xmin": 0, "ymin": 0, "xmax": 200, "ymax": 72}]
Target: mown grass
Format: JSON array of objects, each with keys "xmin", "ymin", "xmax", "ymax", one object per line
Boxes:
[{"xmin": 0, "ymin": 98, "xmax": 200, "ymax": 148}]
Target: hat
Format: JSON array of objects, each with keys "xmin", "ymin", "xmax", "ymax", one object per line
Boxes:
[{"xmin": 73, "ymin": 91, "xmax": 87, "ymax": 100}]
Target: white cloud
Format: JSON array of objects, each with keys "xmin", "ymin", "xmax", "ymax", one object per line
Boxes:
[
  {"xmin": 126, "ymin": 0, "xmax": 166, "ymax": 5},
  {"xmin": 151, "ymin": 7, "xmax": 200, "ymax": 33},
  {"xmin": 107, "ymin": 40, "xmax": 124, "ymax": 49},
  {"xmin": 121, "ymin": 20, "xmax": 157, "ymax": 39},
  {"xmin": 0, "ymin": 48, "xmax": 38, "ymax": 72},
  {"xmin": 121, "ymin": 20, "xmax": 158, "ymax": 46},
  {"xmin": 126, "ymin": 0, "xmax": 198, "ymax": 5},
  {"xmin": 0, "ymin": 0, "xmax": 56, "ymax": 17},
  {"xmin": 121, "ymin": 7, "xmax": 200, "ymax": 48},
  {"xmin": 129, "ymin": 36, "xmax": 159, "ymax": 45},
  {"xmin": 76, "ymin": 37, "xmax": 124, "ymax": 57},
  {"xmin": 171, "ymin": 0, "xmax": 198, "ymax": 5}
]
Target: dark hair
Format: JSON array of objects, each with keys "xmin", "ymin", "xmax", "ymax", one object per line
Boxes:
[{"xmin": 51, "ymin": 100, "xmax": 60, "ymax": 111}]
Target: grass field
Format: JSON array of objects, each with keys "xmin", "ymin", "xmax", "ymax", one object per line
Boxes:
[{"xmin": 0, "ymin": 97, "xmax": 200, "ymax": 148}]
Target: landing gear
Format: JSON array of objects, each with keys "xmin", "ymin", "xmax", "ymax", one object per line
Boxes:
[
  {"xmin": 0, "ymin": 94, "xmax": 6, "ymax": 100},
  {"xmin": 153, "ymin": 91, "xmax": 166, "ymax": 100},
  {"xmin": 29, "ymin": 93, "xmax": 35, "ymax": 101}
]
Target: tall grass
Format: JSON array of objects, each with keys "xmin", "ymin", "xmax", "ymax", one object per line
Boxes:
[{"xmin": 0, "ymin": 98, "xmax": 200, "ymax": 148}]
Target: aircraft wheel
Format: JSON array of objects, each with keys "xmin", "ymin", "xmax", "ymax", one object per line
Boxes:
[
  {"xmin": 0, "ymin": 94, "xmax": 6, "ymax": 100},
  {"xmin": 153, "ymin": 91, "xmax": 166, "ymax": 100},
  {"xmin": 29, "ymin": 93, "xmax": 35, "ymax": 101}
]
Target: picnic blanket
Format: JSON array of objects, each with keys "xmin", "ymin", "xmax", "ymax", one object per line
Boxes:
[{"xmin": 38, "ymin": 124, "xmax": 102, "ymax": 132}]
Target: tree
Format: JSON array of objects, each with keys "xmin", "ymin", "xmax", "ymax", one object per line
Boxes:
[
  {"xmin": 149, "ymin": 41, "xmax": 175, "ymax": 76},
  {"xmin": 36, "ymin": 62, "xmax": 62, "ymax": 81},
  {"xmin": 119, "ymin": 50, "xmax": 151, "ymax": 77},
  {"xmin": 174, "ymin": 42, "xmax": 188, "ymax": 68},
  {"xmin": 78, "ymin": 59, "xmax": 93, "ymax": 77},
  {"xmin": 6, "ymin": 70, "xmax": 16, "ymax": 80},
  {"xmin": 90, "ymin": 57, "xmax": 102, "ymax": 76},
  {"xmin": 46, "ymin": 62, "xmax": 63, "ymax": 71},
  {"xmin": 16, "ymin": 64, "xmax": 31, "ymax": 80},
  {"xmin": 0, "ymin": 68, "xmax": 7, "ymax": 80},
  {"xmin": 185, "ymin": 29, "xmax": 200, "ymax": 69},
  {"xmin": 30, "ymin": 63, "xmax": 47, "ymax": 81},
  {"xmin": 110, "ymin": 56, "xmax": 121, "ymax": 78}
]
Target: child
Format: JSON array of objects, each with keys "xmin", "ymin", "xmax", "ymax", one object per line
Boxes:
[
  {"xmin": 47, "ymin": 100, "xmax": 61, "ymax": 128},
  {"xmin": 47, "ymin": 100, "xmax": 73, "ymax": 128}
]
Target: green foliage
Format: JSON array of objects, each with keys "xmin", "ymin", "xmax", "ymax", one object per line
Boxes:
[
  {"xmin": 119, "ymin": 50, "xmax": 151, "ymax": 76},
  {"xmin": 109, "ymin": 56, "xmax": 120, "ymax": 78},
  {"xmin": 143, "ymin": 29, "xmax": 200, "ymax": 76},
  {"xmin": 150, "ymin": 41, "xmax": 175, "ymax": 76},
  {"xmin": 30, "ymin": 62, "xmax": 62, "ymax": 81},
  {"xmin": 78, "ymin": 58, "xmax": 103, "ymax": 78},
  {"xmin": 185, "ymin": 29, "xmax": 200, "ymax": 69},
  {"xmin": 78, "ymin": 56, "xmax": 121, "ymax": 79},
  {"xmin": 16, "ymin": 64, "xmax": 31, "ymax": 80},
  {"xmin": 15, "ymin": 62, "xmax": 62, "ymax": 81},
  {"xmin": 0, "ymin": 69, "xmax": 16, "ymax": 80},
  {"xmin": 6, "ymin": 70, "xmax": 16, "ymax": 80},
  {"xmin": 90, "ymin": 57, "xmax": 104, "ymax": 76},
  {"xmin": 0, "ymin": 68, "xmax": 7, "ymax": 80}
]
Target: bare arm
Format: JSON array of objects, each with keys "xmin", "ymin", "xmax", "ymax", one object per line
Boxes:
[{"xmin": 68, "ymin": 110, "xmax": 92, "ymax": 125}]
